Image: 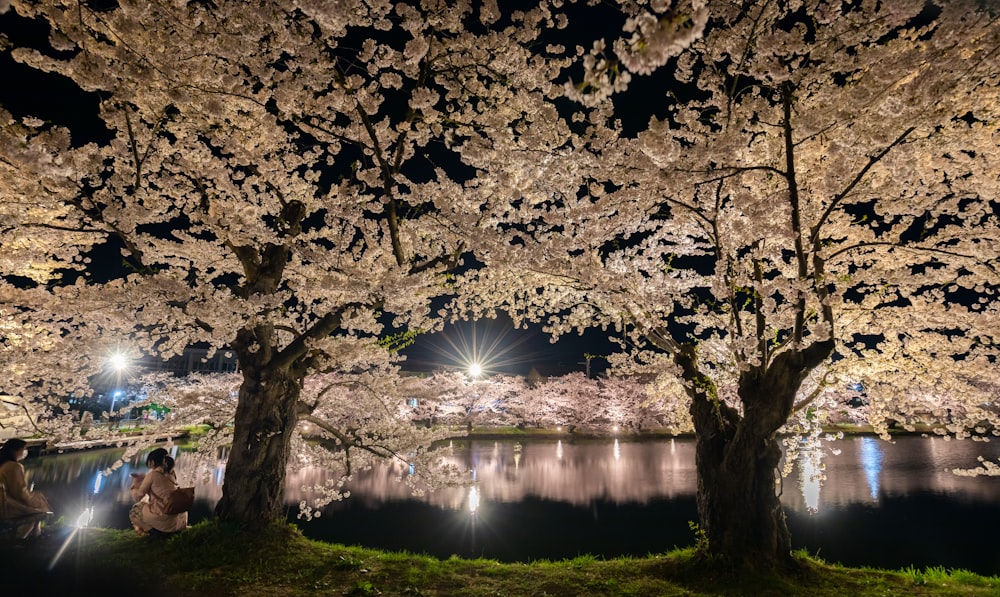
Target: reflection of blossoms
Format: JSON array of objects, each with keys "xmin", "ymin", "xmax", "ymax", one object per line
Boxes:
[
  {"xmin": 953, "ymin": 456, "xmax": 1000, "ymax": 478},
  {"xmin": 328, "ymin": 439, "xmax": 699, "ymax": 508}
]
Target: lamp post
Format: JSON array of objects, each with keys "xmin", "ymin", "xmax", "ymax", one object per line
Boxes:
[
  {"xmin": 110, "ymin": 389, "xmax": 123, "ymax": 414},
  {"xmin": 107, "ymin": 351, "xmax": 130, "ymax": 425}
]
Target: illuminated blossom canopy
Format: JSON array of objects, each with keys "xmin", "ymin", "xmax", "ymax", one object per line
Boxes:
[
  {"xmin": 452, "ymin": 0, "xmax": 1000, "ymax": 566},
  {"xmin": 0, "ymin": 0, "xmax": 704, "ymax": 525}
]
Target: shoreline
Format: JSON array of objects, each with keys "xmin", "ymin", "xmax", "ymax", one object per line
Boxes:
[
  {"xmin": 455, "ymin": 422, "xmax": 944, "ymax": 441},
  {"xmin": 19, "ymin": 422, "xmax": 952, "ymax": 456},
  {"xmin": 22, "ymin": 431, "xmax": 190, "ymax": 456}
]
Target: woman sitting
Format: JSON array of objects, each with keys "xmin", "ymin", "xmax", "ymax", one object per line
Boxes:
[
  {"xmin": 0, "ymin": 438, "xmax": 52, "ymax": 539},
  {"xmin": 129, "ymin": 447, "xmax": 188, "ymax": 537}
]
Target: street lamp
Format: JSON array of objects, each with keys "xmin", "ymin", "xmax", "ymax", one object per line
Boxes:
[
  {"xmin": 109, "ymin": 352, "xmax": 128, "ymax": 372},
  {"xmin": 106, "ymin": 351, "xmax": 131, "ymax": 424},
  {"xmin": 110, "ymin": 389, "xmax": 124, "ymax": 413}
]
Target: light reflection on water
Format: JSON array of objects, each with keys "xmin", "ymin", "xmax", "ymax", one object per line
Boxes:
[
  {"xmin": 861, "ymin": 437, "xmax": 883, "ymax": 500},
  {"xmin": 19, "ymin": 435, "xmax": 1000, "ymax": 572},
  {"xmin": 22, "ymin": 436, "xmax": 1000, "ymax": 517},
  {"xmin": 305, "ymin": 436, "xmax": 1000, "ymax": 513}
]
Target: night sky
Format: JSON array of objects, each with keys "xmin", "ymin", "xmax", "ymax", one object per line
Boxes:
[{"xmin": 399, "ymin": 315, "xmax": 617, "ymax": 377}]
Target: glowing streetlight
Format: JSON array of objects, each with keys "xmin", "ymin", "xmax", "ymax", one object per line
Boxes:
[
  {"xmin": 110, "ymin": 389, "xmax": 124, "ymax": 414},
  {"xmin": 105, "ymin": 350, "xmax": 132, "ymax": 417},
  {"xmin": 109, "ymin": 352, "xmax": 128, "ymax": 372}
]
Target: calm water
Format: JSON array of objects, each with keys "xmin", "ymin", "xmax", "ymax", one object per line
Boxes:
[{"xmin": 20, "ymin": 435, "xmax": 1000, "ymax": 575}]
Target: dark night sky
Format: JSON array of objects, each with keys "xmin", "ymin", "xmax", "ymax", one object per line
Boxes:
[{"xmin": 400, "ymin": 315, "xmax": 617, "ymax": 377}]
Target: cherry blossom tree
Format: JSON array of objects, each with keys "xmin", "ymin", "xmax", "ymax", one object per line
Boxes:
[
  {"xmin": 0, "ymin": 0, "xmax": 710, "ymax": 526},
  {"xmin": 457, "ymin": 0, "xmax": 1000, "ymax": 569},
  {"xmin": 429, "ymin": 373, "xmax": 528, "ymax": 428},
  {"xmin": 596, "ymin": 374, "xmax": 678, "ymax": 432},
  {"xmin": 0, "ymin": 0, "xmax": 584, "ymax": 524},
  {"xmin": 505, "ymin": 372, "xmax": 594, "ymax": 430}
]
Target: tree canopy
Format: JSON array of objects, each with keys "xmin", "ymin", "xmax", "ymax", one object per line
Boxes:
[
  {"xmin": 452, "ymin": 0, "xmax": 1000, "ymax": 566},
  {"xmin": 0, "ymin": 0, "xmax": 574, "ymax": 520},
  {"xmin": 1, "ymin": 0, "xmax": 705, "ymax": 523}
]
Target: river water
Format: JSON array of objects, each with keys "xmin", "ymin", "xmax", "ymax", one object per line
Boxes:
[{"xmin": 19, "ymin": 435, "xmax": 1000, "ymax": 575}]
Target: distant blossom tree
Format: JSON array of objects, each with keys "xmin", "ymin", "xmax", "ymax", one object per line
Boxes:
[
  {"xmin": 509, "ymin": 372, "xmax": 601, "ymax": 431},
  {"xmin": 439, "ymin": 373, "xmax": 529, "ymax": 428},
  {"xmin": 456, "ymin": 0, "xmax": 1000, "ymax": 569},
  {"xmin": 507, "ymin": 372, "xmax": 651, "ymax": 433},
  {"xmin": 595, "ymin": 374, "xmax": 678, "ymax": 432}
]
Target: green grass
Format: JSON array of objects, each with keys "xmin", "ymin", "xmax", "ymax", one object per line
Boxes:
[{"xmin": 41, "ymin": 521, "xmax": 1000, "ymax": 596}]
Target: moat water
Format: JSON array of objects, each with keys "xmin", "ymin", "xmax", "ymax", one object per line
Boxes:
[{"xmin": 20, "ymin": 434, "xmax": 1000, "ymax": 574}]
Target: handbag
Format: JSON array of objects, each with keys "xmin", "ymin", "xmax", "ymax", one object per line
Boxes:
[{"xmin": 163, "ymin": 486, "xmax": 195, "ymax": 515}]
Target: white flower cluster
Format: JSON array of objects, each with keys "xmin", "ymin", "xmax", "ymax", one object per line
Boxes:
[
  {"xmin": 564, "ymin": 1, "xmax": 708, "ymax": 106},
  {"xmin": 616, "ymin": 0, "xmax": 708, "ymax": 76}
]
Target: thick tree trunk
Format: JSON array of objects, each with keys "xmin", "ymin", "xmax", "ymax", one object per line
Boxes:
[
  {"xmin": 215, "ymin": 214, "xmax": 311, "ymax": 525},
  {"xmin": 215, "ymin": 361, "xmax": 301, "ymax": 524},
  {"xmin": 691, "ymin": 398, "xmax": 792, "ymax": 569},
  {"xmin": 678, "ymin": 341, "xmax": 833, "ymax": 570}
]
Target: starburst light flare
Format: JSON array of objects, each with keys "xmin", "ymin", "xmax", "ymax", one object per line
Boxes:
[
  {"xmin": 108, "ymin": 352, "xmax": 128, "ymax": 371},
  {"xmin": 417, "ymin": 320, "xmax": 542, "ymax": 377}
]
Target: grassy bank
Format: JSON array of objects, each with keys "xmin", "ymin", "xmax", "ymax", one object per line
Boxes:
[{"xmin": 7, "ymin": 521, "xmax": 999, "ymax": 596}]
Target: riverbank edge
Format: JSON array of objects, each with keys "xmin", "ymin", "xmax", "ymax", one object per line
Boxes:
[
  {"xmin": 21, "ymin": 422, "xmax": 933, "ymax": 455},
  {"xmin": 23, "ymin": 430, "xmax": 190, "ymax": 456},
  {"xmin": 4, "ymin": 521, "xmax": 999, "ymax": 596},
  {"xmin": 456, "ymin": 422, "xmax": 929, "ymax": 441}
]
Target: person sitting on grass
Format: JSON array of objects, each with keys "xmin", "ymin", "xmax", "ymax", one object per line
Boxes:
[
  {"xmin": 129, "ymin": 447, "xmax": 188, "ymax": 538},
  {"xmin": 0, "ymin": 438, "xmax": 52, "ymax": 540}
]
